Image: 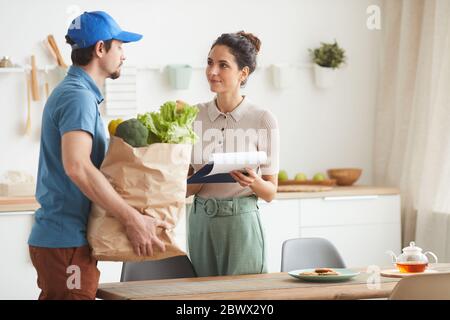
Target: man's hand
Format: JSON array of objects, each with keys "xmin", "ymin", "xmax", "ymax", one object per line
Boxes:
[{"xmin": 125, "ymin": 213, "xmax": 172, "ymax": 256}]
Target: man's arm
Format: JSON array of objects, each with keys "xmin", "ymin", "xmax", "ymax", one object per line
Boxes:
[{"xmin": 61, "ymin": 130, "xmax": 169, "ymax": 256}]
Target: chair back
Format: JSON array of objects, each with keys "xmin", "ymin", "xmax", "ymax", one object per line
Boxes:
[
  {"xmin": 281, "ymin": 237, "xmax": 346, "ymax": 272},
  {"xmin": 120, "ymin": 255, "xmax": 197, "ymax": 282}
]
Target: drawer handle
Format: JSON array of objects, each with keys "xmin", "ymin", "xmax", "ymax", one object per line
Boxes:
[{"xmin": 323, "ymin": 195, "xmax": 379, "ymax": 201}]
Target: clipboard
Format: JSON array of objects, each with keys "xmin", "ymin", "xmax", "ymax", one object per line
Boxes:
[{"xmin": 187, "ymin": 151, "xmax": 267, "ymax": 184}]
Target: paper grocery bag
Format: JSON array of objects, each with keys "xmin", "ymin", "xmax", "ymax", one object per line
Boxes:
[{"xmin": 87, "ymin": 136, "xmax": 192, "ymax": 261}]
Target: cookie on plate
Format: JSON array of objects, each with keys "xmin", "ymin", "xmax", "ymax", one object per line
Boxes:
[{"xmin": 315, "ymin": 268, "xmax": 340, "ymax": 275}]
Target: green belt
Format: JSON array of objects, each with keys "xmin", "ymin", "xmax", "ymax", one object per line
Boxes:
[{"xmin": 193, "ymin": 195, "xmax": 259, "ymax": 218}]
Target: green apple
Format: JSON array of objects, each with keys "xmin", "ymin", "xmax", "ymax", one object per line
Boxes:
[
  {"xmin": 313, "ymin": 172, "xmax": 326, "ymax": 181},
  {"xmin": 278, "ymin": 170, "xmax": 288, "ymax": 182},
  {"xmin": 294, "ymin": 173, "xmax": 307, "ymax": 181}
]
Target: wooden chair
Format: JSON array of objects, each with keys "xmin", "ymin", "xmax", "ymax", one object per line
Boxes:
[{"xmin": 389, "ymin": 273, "xmax": 450, "ymax": 300}]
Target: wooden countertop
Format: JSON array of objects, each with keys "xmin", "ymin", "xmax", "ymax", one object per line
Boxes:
[
  {"xmin": 0, "ymin": 196, "xmax": 39, "ymax": 213},
  {"xmin": 274, "ymin": 185, "xmax": 400, "ymax": 200},
  {"xmin": 0, "ymin": 186, "xmax": 399, "ymax": 213}
]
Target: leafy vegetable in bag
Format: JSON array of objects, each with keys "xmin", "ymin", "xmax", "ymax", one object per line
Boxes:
[{"xmin": 137, "ymin": 101, "xmax": 199, "ymax": 145}]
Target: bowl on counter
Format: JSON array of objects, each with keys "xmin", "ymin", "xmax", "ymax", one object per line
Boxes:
[{"xmin": 327, "ymin": 168, "xmax": 362, "ymax": 186}]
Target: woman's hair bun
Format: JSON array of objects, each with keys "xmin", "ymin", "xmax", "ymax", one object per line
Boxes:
[{"xmin": 237, "ymin": 31, "xmax": 261, "ymax": 53}]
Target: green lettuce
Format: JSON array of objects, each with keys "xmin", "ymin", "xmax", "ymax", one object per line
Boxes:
[{"xmin": 137, "ymin": 101, "xmax": 199, "ymax": 144}]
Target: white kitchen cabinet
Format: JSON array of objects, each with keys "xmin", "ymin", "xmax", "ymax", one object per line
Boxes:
[
  {"xmin": 257, "ymin": 194, "xmax": 401, "ymax": 272},
  {"xmin": 0, "ymin": 211, "xmax": 125, "ymax": 297},
  {"xmin": 0, "ymin": 211, "xmax": 40, "ymax": 300},
  {"xmin": 299, "ymin": 195, "xmax": 401, "ymax": 268},
  {"xmin": 258, "ymin": 199, "xmax": 300, "ymax": 272},
  {"xmin": 97, "ymin": 261, "xmax": 123, "ymax": 283}
]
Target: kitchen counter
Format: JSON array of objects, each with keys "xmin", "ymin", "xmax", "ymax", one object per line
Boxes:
[
  {"xmin": 274, "ymin": 185, "xmax": 399, "ymax": 200},
  {"xmin": 0, "ymin": 196, "xmax": 39, "ymax": 213},
  {"xmin": 0, "ymin": 186, "xmax": 399, "ymax": 212}
]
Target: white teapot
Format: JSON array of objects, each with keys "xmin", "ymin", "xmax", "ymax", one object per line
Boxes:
[{"xmin": 386, "ymin": 241, "xmax": 438, "ymax": 273}]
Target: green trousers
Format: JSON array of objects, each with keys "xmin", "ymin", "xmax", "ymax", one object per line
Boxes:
[{"xmin": 188, "ymin": 195, "xmax": 267, "ymax": 277}]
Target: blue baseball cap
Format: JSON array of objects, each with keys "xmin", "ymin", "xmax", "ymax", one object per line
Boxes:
[{"xmin": 66, "ymin": 11, "xmax": 143, "ymax": 49}]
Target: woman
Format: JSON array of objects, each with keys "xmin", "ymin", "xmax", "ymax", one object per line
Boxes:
[{"xmin": 186, "ymin": 31, "xmax": 279, "ymax": 277}]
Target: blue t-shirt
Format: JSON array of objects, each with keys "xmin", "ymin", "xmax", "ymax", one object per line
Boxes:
[{"xmin": 28, "ymin": 66, "xmax": 107, "ymax": 248}]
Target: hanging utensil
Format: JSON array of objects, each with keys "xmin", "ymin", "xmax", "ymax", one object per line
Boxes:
[
  {"xmin": 47, "ymin": 35, "xmax": 68, "ymax": 68},
  {"xmin": 25, "ymin": 74, "xmax": 32, "ymax": 136},
  {"xmin": 44, "ymin": 66, "xmax": 50, "ymax": 100},
  {"xmin": 45, "ymin": 35, "xmax": 68, "ymax": 83},
  {"xmin": 44, "ymin": 80, "xmax": 50, "ymax": 99},
  {"xmin": 42, "ymin": 39, "xmax": 58, "ymax": 63},
  {"xmin": 30, "ymin": 55, "xmax": 40, "ymax": 101}
]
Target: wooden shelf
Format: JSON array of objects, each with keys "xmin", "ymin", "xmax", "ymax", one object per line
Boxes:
[
  {"xmin": 0, "ymin": 68, "xmax": 25, "ymax": 73},
  {"xmin": 0, "ymin": 65, "xmax": 58, "ymax": 73}
]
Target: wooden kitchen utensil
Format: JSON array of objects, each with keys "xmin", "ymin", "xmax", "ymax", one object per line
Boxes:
[
  {"xmin": 25, "ymin": 75, "xmax": 32, "ymax": 136},
  {"xmin": 44, "ymin": 82, "xmax": 50, "ymax": 99},
  {"xmin": 47, "ymin": 35, "xmax": 68, "ymax": 68},
  {"xmin": 42, "ymin": 37, "xmax": 66, "ymax": 86},
  {"xmin": 30, "ymin": 55, "xmax": 40, "ymax": 101},
  {"xmin": 43, "ymin": 67, "xmax": 50, "ymax": 99},
  {"xmin": 43, "ymin": 38, "xmax": 57, "ymax": 62}
]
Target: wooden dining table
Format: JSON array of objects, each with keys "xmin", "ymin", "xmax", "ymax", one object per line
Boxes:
[{"xmin": 96, "ymin": 264, "xmax": 450, "ymax": 300}]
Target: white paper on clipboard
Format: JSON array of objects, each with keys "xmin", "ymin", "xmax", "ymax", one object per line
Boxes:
[{"xmin": 207, "ymin": 151, "xmax": 267, "ymax": 176}]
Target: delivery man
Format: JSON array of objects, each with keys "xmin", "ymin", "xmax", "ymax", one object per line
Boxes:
[{"xmin": 28, "ymin": 11, "xmax": 170, "ymax": 300}]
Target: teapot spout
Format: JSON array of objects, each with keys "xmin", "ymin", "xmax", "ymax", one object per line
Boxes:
[{"xmin": 385, "ymin": 250, "xmax": 398, "ymax": 264}]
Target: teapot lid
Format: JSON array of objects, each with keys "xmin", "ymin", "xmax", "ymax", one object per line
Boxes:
[{"xmin": 403, "ymin": 241, "xmax": 422, "ymax": 253}]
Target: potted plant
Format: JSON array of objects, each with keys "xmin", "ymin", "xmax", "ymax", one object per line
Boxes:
[{"xmin": 309, "ymin": 41, "xmax": 346, "ymax": 88}]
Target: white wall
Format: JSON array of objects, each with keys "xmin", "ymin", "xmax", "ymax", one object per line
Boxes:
[{"xmin": 0, "ymin": 0, "xmax": 381, "ymax": 184}]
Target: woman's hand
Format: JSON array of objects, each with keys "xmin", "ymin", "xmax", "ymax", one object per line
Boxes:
[
  {"xmin": 230, "ymin": 167, "xmax": 260, "ymax": 188},
  {"xmin": 231, "ymin": 168, "xmax": 278, "ymax": 202}
]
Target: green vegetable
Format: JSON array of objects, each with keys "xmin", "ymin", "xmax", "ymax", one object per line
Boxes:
[
  {"xmin": 115, "ymin": 119, "xmax": 149, "ymax": 147},
  {"xmin": 137, "ymin": 101, "xmax": 199, "ymax": 144}
]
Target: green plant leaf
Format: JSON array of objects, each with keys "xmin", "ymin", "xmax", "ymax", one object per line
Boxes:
[
  {"xmin": 137, "ymin": 101, "xmax": 199, "ymax": 145},
  {"xmin": 309, "ymin": 40, "xmax": 346, "ymax": 69}
]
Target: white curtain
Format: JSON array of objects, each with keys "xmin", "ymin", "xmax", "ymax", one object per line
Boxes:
[{"xmin": 374, "ymin": 0, "xmax": 450, "ymax": 260}]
